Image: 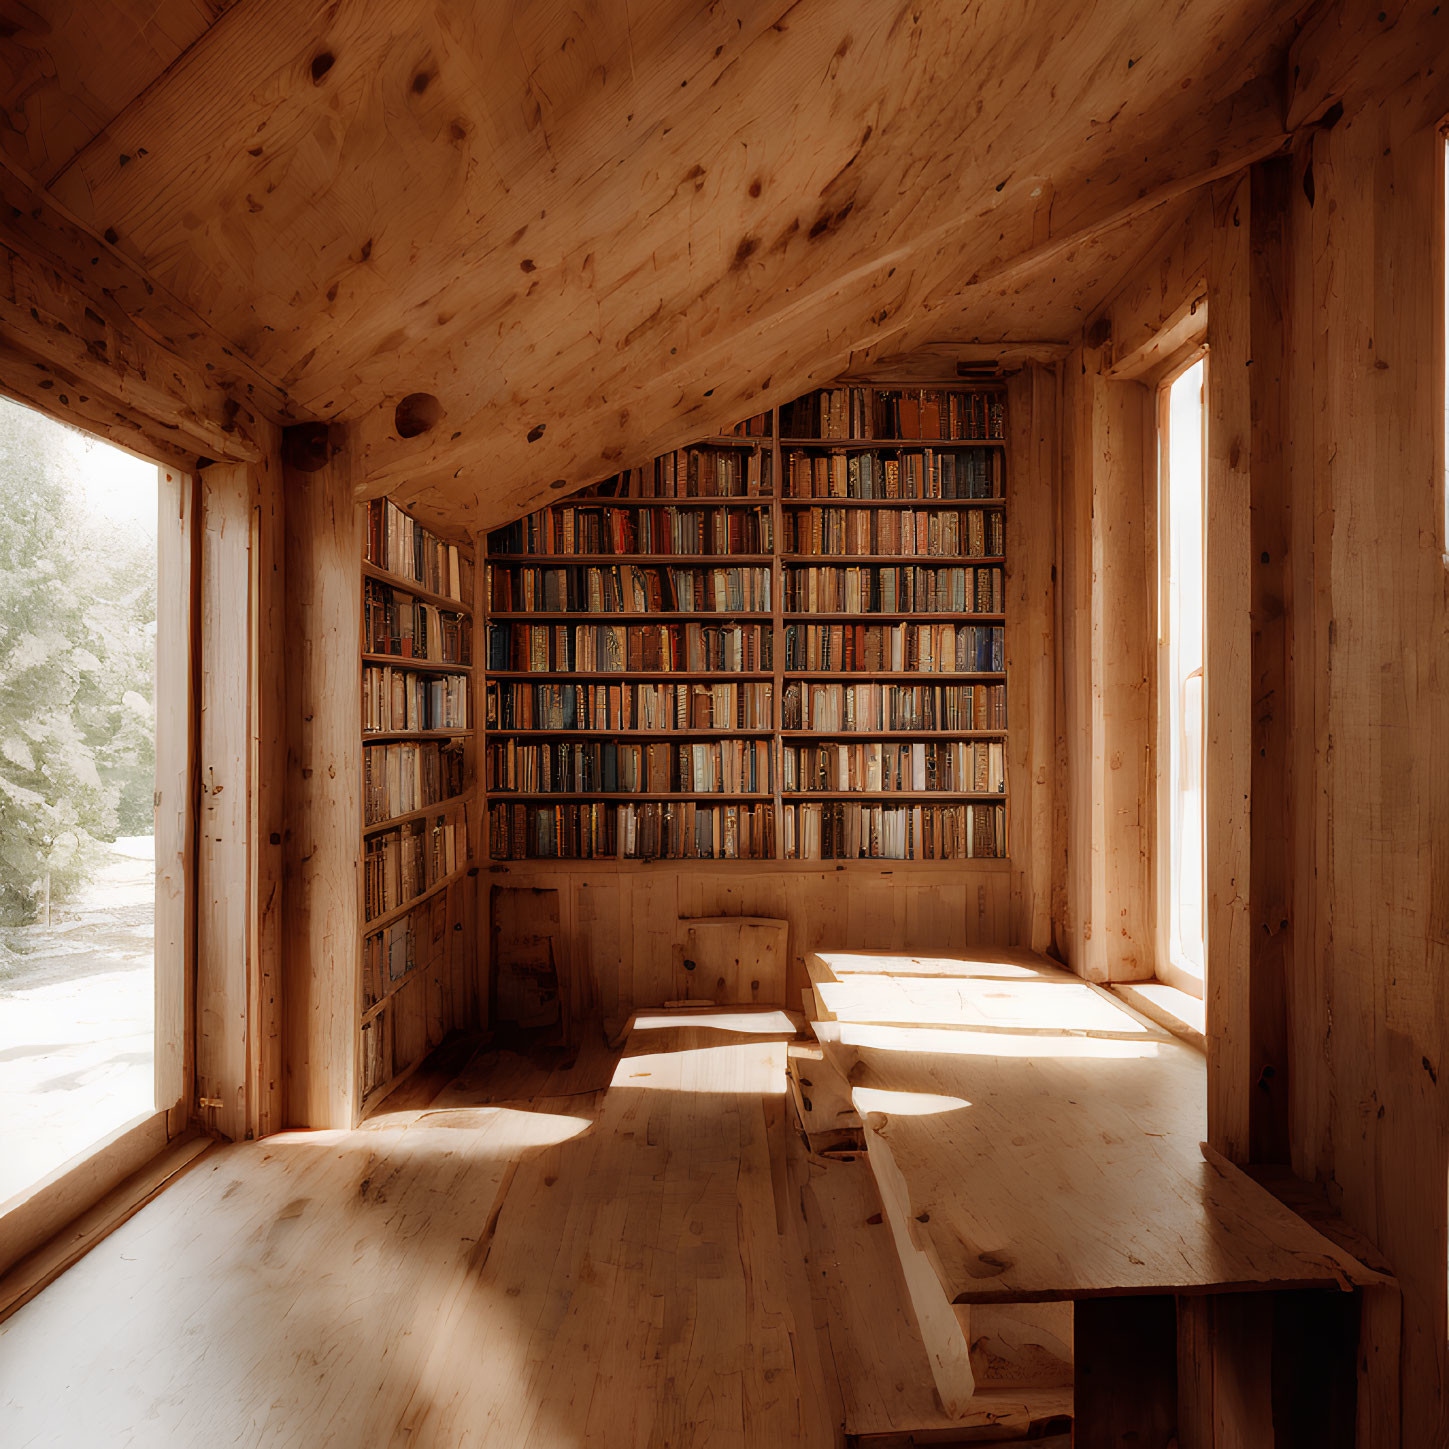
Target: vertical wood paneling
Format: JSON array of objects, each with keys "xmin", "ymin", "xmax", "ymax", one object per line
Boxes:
[{"xmin": 482, "ymin": 863, "xmax": 1012, "ymax": 1015}]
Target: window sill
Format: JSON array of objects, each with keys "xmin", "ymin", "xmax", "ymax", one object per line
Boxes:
[{"xmin": 1109, "ymin": 980, "xmax": 1206, "ymax": 1053}]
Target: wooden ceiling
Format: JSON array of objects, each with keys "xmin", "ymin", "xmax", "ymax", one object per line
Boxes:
[{"xmin": 3, "ymin": 0, "xmax": 1315, "ymax": 527}]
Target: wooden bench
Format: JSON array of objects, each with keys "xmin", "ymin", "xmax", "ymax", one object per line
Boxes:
[{"xmin": 803, "ymin": 948, "xmax": 1392, "ymax": 1447}]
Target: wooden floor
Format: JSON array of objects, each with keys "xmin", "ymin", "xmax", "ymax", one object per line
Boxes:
[{"xmin": 0, "ymin": 1011, "xmax": 847, "ymax": 1448}]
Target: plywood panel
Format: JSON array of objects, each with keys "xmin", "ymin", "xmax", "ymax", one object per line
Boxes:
[
  {"xmin": 675, "ymin": 917, "xmax": 787, "ymax": 1006},
  {"xmin": 486, "ymin": 862, "xmax": 1016, "ymax": 1017}
]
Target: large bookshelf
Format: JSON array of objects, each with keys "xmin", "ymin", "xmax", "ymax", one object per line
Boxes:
[
  {"xmin": 359, "ymin": 500, "xmax": 477, "ymax": 1104},
  {"xmin": 484, "ymin": 387, "xmax": 1008, "ymax": 863}
]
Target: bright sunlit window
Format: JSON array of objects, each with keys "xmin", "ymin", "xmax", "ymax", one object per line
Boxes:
[
  {"xmin": 1158, "ymin": 357, "xmax": 1206, "ymax": 995},
  {"xmin": 0, "ymin": 397, "xmax": 160, "ymax": 1204}
]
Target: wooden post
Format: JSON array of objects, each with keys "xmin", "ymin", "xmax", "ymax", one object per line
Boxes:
[
  {"xmin": 1204, "ymin": 173, "xmax": 1254, "ymax": 1163},
  {"xmin": 1246, "ymin": 158, "xmax": 1293, "ymax": 1164},
  {"xmin": 281, "ymin": 423, "xmax": 362, "ymax": 1130}
]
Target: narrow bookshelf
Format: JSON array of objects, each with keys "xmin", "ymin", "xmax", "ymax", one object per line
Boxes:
[
  {"xmin": 483, "ymin": 385, "xmax": 1009, "ymax": 864},
  {"xmin": 360, "ymin": 499, "xmax": 477, "ymax": 1106}
]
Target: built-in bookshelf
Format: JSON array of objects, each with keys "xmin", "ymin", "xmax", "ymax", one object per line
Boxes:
[
  {"xmin": 484, "ymin": 385, "xmax": 1009, "ymax": 863},
  {"xmin": 359, "ymin": 499, "xmax": 476, "ymax": 1104}
]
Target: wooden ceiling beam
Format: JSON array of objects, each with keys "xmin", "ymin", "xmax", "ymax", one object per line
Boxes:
[
  {"xmin": 0, "ymin": 153, "xmax": 296, "ymax": 435},
  {"xmin": 0, "ymin": 239, "xmax": 264, "ymax": 466}
]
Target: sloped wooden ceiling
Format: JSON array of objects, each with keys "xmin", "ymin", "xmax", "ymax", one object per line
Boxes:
[{"xmin": 3, "ymin": 0, "xmax": 1313, "ymax": 527}]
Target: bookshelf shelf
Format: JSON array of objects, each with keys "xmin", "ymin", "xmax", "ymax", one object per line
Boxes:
[
  {"xmin": 784, "ymin": 612, "xmax": 1007, "ymax": 623},
  {"xmin": 779, "ymin": 436, "xmax": 1007, "ymax": 448},
  {"xmin": 783, "ymin": 790, "xmax": 1007, "ymax": 801},
  {"xmin": 363, "ymin": 795, "xmax": 472, "ymax": 838},
  {"xmin": 488, "ymin": 728, "xmax": 775, "ymax": 739},
  {"xmin": 781, "ymin": 729, "xmax": 1009, "ymax": 740},
  {"xmin": 487, "ymin": 669, "xmax": 775, "ymax": 681},
  {"xmin": 362, "ymin": 652, "xmax": 472, "ymax": 673},
  {"xmin": 364, "ymin": 729, "xmax": 475, "ymax": 741},
  {"xmin": 781, "ymin": 499, "xmax": 1005, "ymax": 511},
  {"xmin": 783, "ymin": 669, "xmax": 1007, "ymax": 681},
  {"xmin": 551, "ymin": 495, "xmax": 776, "ymax": 508},
  {"xmin": 485, "ymin": 386, "xmax": 1009, "ymax": 863},
  {"xmin": 490, "ymin": 791, "xmax": 775, "ymax": 802},
  {"xmin": 780, "ymin": 553, "xmax": 1007, "ymax": 565},
  {"xmin": 488, "ymin": 552, "xmax": 773, "ymax": 564},
  {"xmin": 362, "ymin": 560, "xmax": 473, "ymax": 615},
  {"xmin": 488, "ymin": 611, "xmax": 774, "ymax": 622}
]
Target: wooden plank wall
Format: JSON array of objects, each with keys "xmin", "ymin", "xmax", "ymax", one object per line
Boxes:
[
  {"xmin": 482, "ymin": 861, "xmax": 1014, "ymax": 1021},
  {"xmin": 1279, "ymin": 68, "xmax": 1449, "ymax": 1447}
]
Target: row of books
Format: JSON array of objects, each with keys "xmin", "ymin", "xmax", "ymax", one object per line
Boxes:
[
  {"xmin": 361, "ymin": 1016, "xmax": 388, "ymax": 1095},
  {"xmin": 781, "ymin": 741, "xmax": 1006, "ymax": 794},
  {"xmin": 362, "ymin": 810, "xmax": 468, "ymax": 921},
  {"xmin": 727, "ymin": 411, "xmax": 772, "ymax": 437},
  {"xmin": 780, "ymin": 387, "xmax": 1005, "ymax": 442},
  {"xmin": 362, "ymin": 665, "xmax": 469, "ymax": 733},
  {"xmin": 783, "ymin": 801, "xmax": 1006, "ymax": 860},
  {"xmin": 487, "ymin": 680, "xmax": 775, "ymax": 732},
  {"xmin": 487, "ymin": 564, "xmax": 772, "ymax": 615},
  {"xmin": 489, "ymin": 801, "xmax": 777, "ymax": 860},
  {"xmin": 489, "ymin": 503, "xmax": 773, "ymax": 558},
  {"xmin": 485, "ymin": 738, "xmax": 772, "ymax": 795},
  {"xmin": 362, "ymin": 900, "xmax": 431, "ymax": 1010},
  {"xmin": 586, "ymin": 447, "xmax": 772, "ymax": 500},
  {"xmin": 486, "ymin": 622, "xmax": 771, "ymax": 673},
  {"xmin": 783, "ymin": 449, "xmax": 1002, "ymax": 501},
  {"xmin": 363, "ymin": 740, "xmax": 467, "ymax": 826},
  {"xmin": 782, "ymin": 681, "xmax": 1006, "ymax": 732},
  {"xmin": 784, "ymin": 564, "xmax": 1005, "ymax": 615},
  {"xmin": 784, "ymin": 505, "xmax": 1003, "ymax": 558},
  {"xmin": 784, "ymin": 622, "xmax": 1004, "ymax": 674},
  {"xmin": 364, "ymin": 579, "xmax": 472, "ymax": 664},
  {"xmin": 365, "ymin": 499, "xmax": 474, "ymax": 603}
]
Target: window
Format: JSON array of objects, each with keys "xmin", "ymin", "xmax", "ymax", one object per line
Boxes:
[
  {"xmin": 1157, "ymin": 357, "xmax": 1207, "ymax": 996},
  {"xmin": 0, "ymin": 397, "xmax": 180, "ymax": 1205}
]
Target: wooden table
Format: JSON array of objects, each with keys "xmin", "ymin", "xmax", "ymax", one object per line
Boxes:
[{"xmin": 805, "ymin": 948, "xmax": 1390, "ymax": 1447}]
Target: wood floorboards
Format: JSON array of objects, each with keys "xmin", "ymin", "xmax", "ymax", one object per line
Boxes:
[{"xmin": 0, "ymin": 1014, "xmax": 842, "ymax": 1448}]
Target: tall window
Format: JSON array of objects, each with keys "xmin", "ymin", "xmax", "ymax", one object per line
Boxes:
[
  {"xmin": 1158, "ymin": 357, "xmax": 1206, "ymax": 994},
  {"xmin": 0, "ymin": 397, "xmax": 163, "ymax": 1204}
]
